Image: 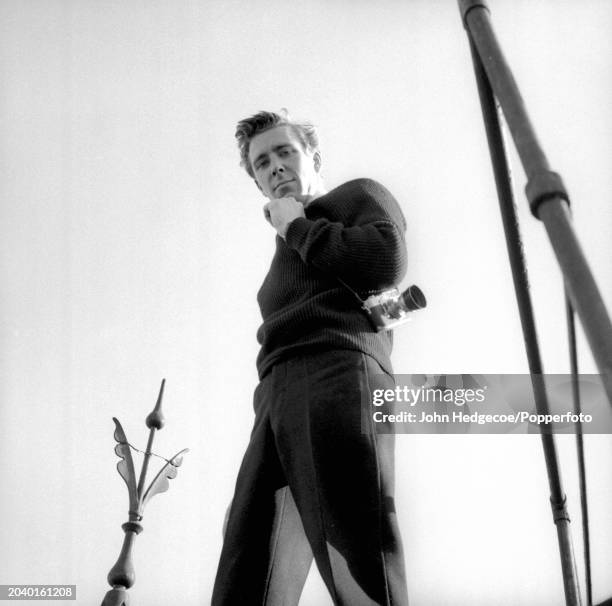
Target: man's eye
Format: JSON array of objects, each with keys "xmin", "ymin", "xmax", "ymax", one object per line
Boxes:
[{"xmin": 256, "ymin": 160, "xmax": 268, "ymax": 170}]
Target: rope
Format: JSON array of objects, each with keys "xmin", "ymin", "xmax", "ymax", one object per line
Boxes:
[{"xmin": 119, "ymin": 440, "xmax": 176, "ymax": 466}]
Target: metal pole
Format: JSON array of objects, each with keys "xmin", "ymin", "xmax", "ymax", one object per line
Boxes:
[
  {"xmin": 458, "ymin": 0, "xmax": 612, "ymax": 405},
  {"xmin": 465, "ymin": 33, "xmax": 582, "ymax": 606}
]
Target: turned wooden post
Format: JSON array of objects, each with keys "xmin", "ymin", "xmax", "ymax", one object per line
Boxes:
[{"xmin": 101, "ymin": 379, "xmax": 188, "ymax": 606}]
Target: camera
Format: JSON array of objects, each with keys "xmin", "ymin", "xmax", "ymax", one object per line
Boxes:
[{"xmin": 362, "ymin": 285, "xmax": 426, "ymax": 332}]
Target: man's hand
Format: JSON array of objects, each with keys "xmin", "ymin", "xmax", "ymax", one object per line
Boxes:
[{"xmin": 263, "ymin": 196, "xmax": 306, "ymax": 239}]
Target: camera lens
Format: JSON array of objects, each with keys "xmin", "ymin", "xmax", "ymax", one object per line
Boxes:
[{"xmin": 402, "ymin": 285, "xmax": 427, "ymax": 310}]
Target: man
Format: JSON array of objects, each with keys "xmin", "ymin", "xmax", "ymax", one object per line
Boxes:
[{"xmin": 212, "ymin": 110, "xmax": 409, "ymax": 606}]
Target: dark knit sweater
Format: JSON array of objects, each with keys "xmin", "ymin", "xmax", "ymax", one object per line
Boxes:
[{"xmin": 255, "ymin": 178, "xmax": 408, "ymax": 379}]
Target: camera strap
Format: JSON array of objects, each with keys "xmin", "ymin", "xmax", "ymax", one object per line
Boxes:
[{"xmin": 335, "ymin": 276, "xmax": 368, "ymax": 309}]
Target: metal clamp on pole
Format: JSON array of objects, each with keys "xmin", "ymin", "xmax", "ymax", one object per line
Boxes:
[
  {"xmin": 551, "ymin": 496, "xmax": 571, "ymax": 525},
  {"xmin": 525, "ymin": 170, "xmax": 570, "ymax": 218}
]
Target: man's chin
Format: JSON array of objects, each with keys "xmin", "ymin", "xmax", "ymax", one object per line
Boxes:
[{"xmin": 275, "ymin": 184, "xmax": 298, "ymax": 197}]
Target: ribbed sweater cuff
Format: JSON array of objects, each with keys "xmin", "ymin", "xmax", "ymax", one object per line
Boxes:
[{"xmin": 284, "ymin": 216, "xmax": 312, "ymax": 250}]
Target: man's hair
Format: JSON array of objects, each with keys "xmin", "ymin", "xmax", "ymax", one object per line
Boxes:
[{"xmin": 235, "ymin": 109, "xmax": 319, "ymax": 178}]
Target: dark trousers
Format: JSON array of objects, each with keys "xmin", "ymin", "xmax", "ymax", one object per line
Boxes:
[{"xmin": 211, "ymin": 350, "xmax": 409, "ymax": 606}]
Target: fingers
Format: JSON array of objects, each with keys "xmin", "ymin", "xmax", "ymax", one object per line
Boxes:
[
  {"xmin": 264, "ymin": 198, "xmax": 294, "ymax": 224},
  {"xmin": 264, "ymin": 197, "xmax": 305, "ymax": 236}
]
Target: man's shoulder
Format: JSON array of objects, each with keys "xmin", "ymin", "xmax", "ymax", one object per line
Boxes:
[
  {"xmin": 314, "ymin": 178, "xmax": 393, "ymax": 208},
  {"xmin": 333, "ymin": 177, "xmax": 389, "ymax": 197},
  {"xmin": 318, "ymin": 178, "xmax": 405, "ymax": 229}
]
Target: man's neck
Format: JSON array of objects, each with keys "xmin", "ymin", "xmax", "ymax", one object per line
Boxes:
[{"xmin": 301, "ymin": 184, "xmax": 327, "ymax": 207}]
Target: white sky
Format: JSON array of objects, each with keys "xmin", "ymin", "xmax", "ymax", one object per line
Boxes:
[{"xmin": 0, "ymin": 1, "xmax": 611, "ymax": 604}]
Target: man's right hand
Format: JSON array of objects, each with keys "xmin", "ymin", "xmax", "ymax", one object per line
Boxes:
[{"xmin": 263, "ymin": 196, "xmax": 306, "ymax": 239}]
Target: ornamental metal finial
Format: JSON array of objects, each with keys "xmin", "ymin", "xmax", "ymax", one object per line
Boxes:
[{"xmin": 101, "ymin": 379, "xmax": 188, "ymax": 606}]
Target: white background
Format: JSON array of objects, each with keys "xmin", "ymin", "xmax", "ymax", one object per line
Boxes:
[{"xmin": 0, "ymin": 1, "xmax": 611, "ymax": 604}]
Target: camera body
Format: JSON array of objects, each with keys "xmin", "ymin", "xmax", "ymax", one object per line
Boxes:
[{"xmin": 362, "ymin": 285, "xmax": 426, "ymax": 332}]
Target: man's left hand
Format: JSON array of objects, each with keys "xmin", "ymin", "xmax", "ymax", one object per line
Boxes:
[{"xmin": 263, "ymin": 197, "xmax": 306, "ymax": 239}]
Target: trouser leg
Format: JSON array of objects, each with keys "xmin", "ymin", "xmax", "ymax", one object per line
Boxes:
[
  {"xmin": 270, "ymin": 351, "xmax": 409, "ymax": 606},
  {"xmin": 264, "ymin": 486, "xmax": 314, "ymax": 605},
  {"xmin": 211, "ymin": 383, "xmax": 313, "ymax": 606}
]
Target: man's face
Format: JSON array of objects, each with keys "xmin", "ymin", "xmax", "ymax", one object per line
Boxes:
[{"xmin": 248, "ymin": 125, "xmax": 321, "ymax": 200}]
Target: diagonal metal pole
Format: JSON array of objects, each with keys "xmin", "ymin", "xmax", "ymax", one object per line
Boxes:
[
  {"xmin": 458, "ymin": 0, "xmax": 612, "ymax": 407},
  {"xmin": 459, "ymin": 5, "xmax": 582, "ymax": 605}
]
